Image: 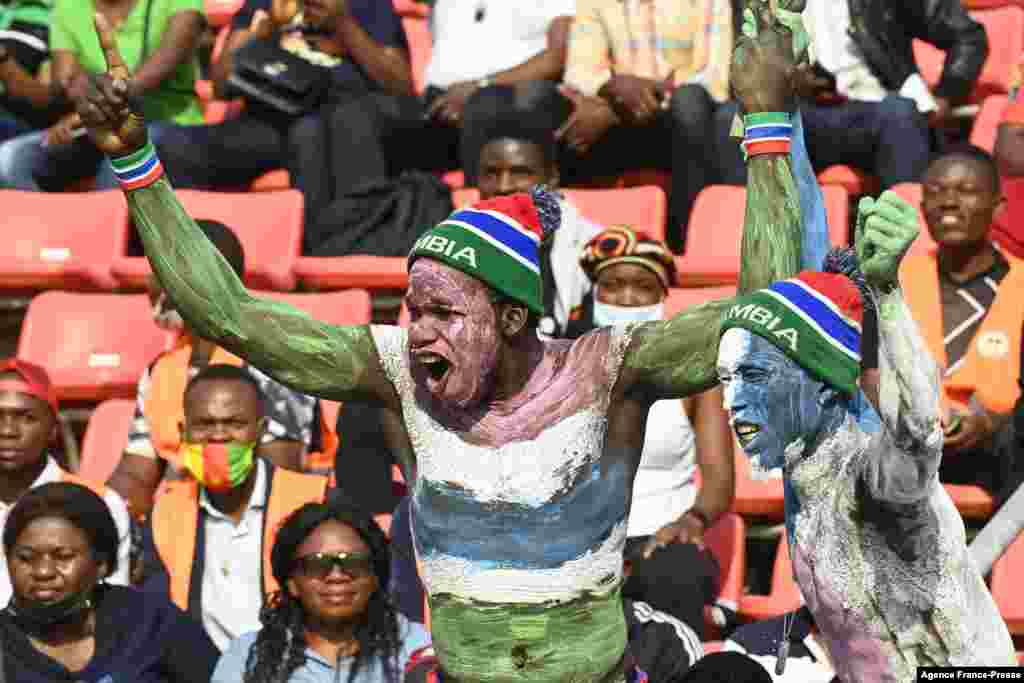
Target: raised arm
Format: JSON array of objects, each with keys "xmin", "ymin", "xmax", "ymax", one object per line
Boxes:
[
  {"xmin": 855, "ymin": 193, "xmax": 944, "ymax": 505},
  {"xmin": 621, "ymin": 0, "xmax": 805, "ymax": 400},
  {"xmin": 76, "ymin": 16, "xmax": 395, "ymax": 406}
]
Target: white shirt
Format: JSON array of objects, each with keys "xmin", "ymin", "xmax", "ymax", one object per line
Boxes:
[
  {"xmin": 0, "ymin": 457, "xmax": 131, "ymax": 606},
  {"xmin": 803, "ymin": 0, "xmax": 937, "ymax": 113},
  {"xmin": 627, "ymin": 400, "xmax": 697, "ymax": 538},
  {"xmin": 424, "ymin": 0, "xmax": 575, "ymax": 89},
  {"xmin": 199, "ymin": 458, "xmax": 268, "ymax": 652}
]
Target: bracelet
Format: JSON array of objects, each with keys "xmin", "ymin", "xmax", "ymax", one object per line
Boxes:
[
  {"xmin": 742, "ymin": 112, "xmax": 793, "ymax": 159},
  {"xmin": 109, "ymin": 139, "xmax": 164, "ymax": 191}
]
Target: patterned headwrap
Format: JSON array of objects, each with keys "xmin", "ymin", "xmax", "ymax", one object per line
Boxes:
[{"xmin": 579, "ymin": 226, "xmax": 676, "ymax": 290}]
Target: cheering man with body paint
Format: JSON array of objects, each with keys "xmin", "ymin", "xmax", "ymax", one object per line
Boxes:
[
  {"xmin": 80, "ymin": 3, "xmax": 819, "ymax": 681},
  {"xmin": 716, "ymin": 196, "xmax": 1017, "ymax": 680}
]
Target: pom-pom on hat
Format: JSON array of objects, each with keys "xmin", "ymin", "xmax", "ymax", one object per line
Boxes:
[
  {"xmin": 719, "ymin": 271, "xmax": 864, "ymax": 395},
  {"xmin": 408, "ymin": 188, "xmax": 560, "ymax": 315}
]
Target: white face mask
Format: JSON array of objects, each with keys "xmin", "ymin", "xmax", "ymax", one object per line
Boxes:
[{"xmin": 592, "ymin": 300, "xmax": 664, "ymax": 326}]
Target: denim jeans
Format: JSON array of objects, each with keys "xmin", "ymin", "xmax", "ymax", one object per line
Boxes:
[{"xmin": 0, "ymin": 121, "xmax": 172, "ymax": 191}]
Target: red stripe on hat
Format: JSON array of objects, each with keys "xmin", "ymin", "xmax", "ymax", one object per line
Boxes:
[{"xmin": 471, "ymin": 193, "xmax": 543, "ymax": 242}]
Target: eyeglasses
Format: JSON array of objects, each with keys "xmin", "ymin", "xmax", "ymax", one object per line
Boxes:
[{"xmin": 294, "ymin": 552, "xmax": 375, "ymax": 580}]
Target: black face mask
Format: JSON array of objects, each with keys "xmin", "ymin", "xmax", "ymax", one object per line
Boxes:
[{"xmin": 6, "ymin": 589, "xmax": 94, "ymax": 635}]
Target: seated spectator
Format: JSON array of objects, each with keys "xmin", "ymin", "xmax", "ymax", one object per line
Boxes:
[
  {"xmin": 320, "ymin": 0, "xmax": 573, "ymax": 218},
  {"xmin": 559, "ymin": 0, "xmax": 734, "ymax": 250},
  {"xmin": 211, "ymin": 499, "xmax": 430, "ymax": 683},
  {"xmin": 108, "ymin": 219, "xmax": 337, "ymax": 520},
  {"xmin": 902, "ymin": 146, "xmax": 1023, "ymax": 507},
  {"xmin": 0, "ymin": 481, "xmax": 220, "ymax": 682},
  {"xmin": 566, "ymin": 227, "xmax": 733, "ymax": 635},
  {"xmin": 0, "ymin": 358, "xmax": 131, "ymax": 603},
  {"xmin": 0, "ymin": 0, "xmax": 64, "ymax": 142},
  {"xmin": 158, "ymin": 0, "xmax": 411, "ymax": 219},
  {"xmin": 721, "ymin": 0, "xmax": 989, "ymax": 196},
  {"xmin": 723, "ymin": 606, "xmax": 836, "ymax": 682},
  {"xmin": 139, "ymin": 364, "xmax": 329, "ymax": 651},
  {"xmin": 0, "ymin": 0, "xmax": 204, "ymax": 191}
]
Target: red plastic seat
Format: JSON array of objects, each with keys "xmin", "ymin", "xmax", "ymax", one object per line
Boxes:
[
  {"xmin": 703, "ymin": 513, "xmax": 747, "ymax": 636},
  {"xmin": 205, "ymin": 0, "xmax": 244, "ymax": 27},
  {"xmin": 249, "ymin": 169, "xmax": 291, "ymax": 191},
  {"xmin": 563, "ymin": 187, "xmax": 668, "ymax": 243},
  {"xmin": 295, "ymin": 255, "xmax": 410, "ymax": 292},
  {"xmin": 111, "ymin": 189, "xmax": 303, "ymax": 291},
  {"xmin": 664, "ymin": 286, "xmax": 737, "ymax": 315},
  {"xmin": 0, "ymin": 190, "xmax": 129, "ymax": 292},
  {"xmin": 970, "ymin": 94, "xmax": 1009, "ymax": 151},
  {"xmin": 963, "ymin": 0, "xmax": 1024, "ymax": 7},
  {"xmin": 817, "ymin": 165, "xmax": 879, "ymax": 198},
  {"xmin": 731, "ymin": 448, "xmax": 785, "ymax": 519},
  {"xmin": 79, "ymin": 399, "xmax": 135, "ymax": 485},
  {"xmin": 675, "ymin": 185, "xmax": 850, "ymax": 287},
  {"xmin": 990, "ymin": 532, "xmax": 1024, "ymax": 634},
  {"xmin": 402, "ymin": 15, "xmax": 431, "ymax": 96},
  {"xmin": 393, "ymin": 0, "xmax": 429, "ymax": 17},
  {"xmin": 914, "ymin": 7, "xmax": 1024, "ymax": 102},
  {"xmin": 17, "ymin": 293, "xmax": 172, "ymax": 403},
  {"xmin": 942, "ymin": 483, "xmax": 995, "ymax": 520},
  {"xmin": 254, "ymin": 289, "xmax": 373, "ymax": 326},
  {"xmin": 739, "ymin": 532, "xmax": 802, "ymax": 622}
]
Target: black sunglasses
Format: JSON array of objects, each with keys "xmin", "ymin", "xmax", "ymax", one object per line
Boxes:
[{"xmin": 294, "ymin": 552, "xmax": 375, "ymax": 580}]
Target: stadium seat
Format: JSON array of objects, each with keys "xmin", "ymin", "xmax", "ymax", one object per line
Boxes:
[
  {"xmin": 703, "ymin": 513, "xmax": 747, "ymax": 637},
  {"xmin": 17, "ymin": 293, "xmax": 172, "ymax": 403},
  {"xmin": 990, "ymin": 532, "xmax": 1024, "ymax": 634},
  {"xmin": 250, "ymin": 169, "xmax": 291, "ymax": 191},
  {"xmin": 674, "ymin": 185, "xmax": 850, "ymax": 287},
  {"xmin": 403, "ymin": 16, "xmax": 431, "ymax": 95},
  {"xmin": 0, "ymin": 190, "xmax": 128, "ymax": 292},
  {"xmin": 254, "ymin": 290, "xmax": 373, "ymax": 326},
  {"xmin": 79, "ymin": 399, "xmax": 135, "ymax": 485},
  {"xmin": 111, "ymin": 189, "xmax": 304, "ymax": 291},
  {"xmin": 295, "ymin": 255, "xmax": 410, "ymax": 292},
  {"xmin": 393, "ymin": 0, "xmax": 430, "ymax": 17},
  {"xmin": 970, "ymin": 95, "xmax": 1009, "ymax": 151},
  {"xmin": 817, "ymin": 165, "xmax": 879, "ymax": 198},
  {"xmin": 731, "ymin": 448, "xmax": 784, "ymax": 519},
  {"xmin": 205, "ymin": 0, "xmax": 244, "ymax": 27},
  {"xmin": 738, "ymin": 532, "xmax": 802, "ymax": 622},
  {"xmin": 664, "ymin": 286, "xmax": 737, "ymax": 316},
  {"xmin": 963, "ymin": 0, "xmax": 1024, "ymax": 7},
  {"xmin": 564, "ymin": 187, "xmax": 668, "ymax": 243},
  {"xmin": 914, "ymin": 7, "xmax": 1024, "ymax": 102},
  {"xmin": 942, "ymin": 483, "xmax": 995, "ymax": 520},
  {"xmin": 441, "ymin": 170, "xmax": 465, "ymax": 189}
]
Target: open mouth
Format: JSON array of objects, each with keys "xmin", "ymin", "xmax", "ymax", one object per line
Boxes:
[
  {"xmin": 417, "ymin": 353, "xmax": 451, "ymax": 383},
  {"xmin": 733, "ymin": 421, "xmax": 760, "ymax": 446}
]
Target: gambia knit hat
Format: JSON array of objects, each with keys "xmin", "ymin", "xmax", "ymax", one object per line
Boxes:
[
  {"xmin": 408, "ymin": 188, "xmax": 560, "ymax": 316},
  {"xmin": 719, "ymin": 271, "xmax": 864, "ymax": 395},
  {"xmin": 579, "ymin": 226, "xmax": 676, "ymax": 290}
]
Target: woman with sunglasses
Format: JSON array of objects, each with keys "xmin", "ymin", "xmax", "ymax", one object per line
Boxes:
[{"xmin": 212, "ymin": 499, "xmax": 430, "ymax": 683}]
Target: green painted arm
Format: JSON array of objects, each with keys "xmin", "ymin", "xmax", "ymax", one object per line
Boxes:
[{"xmin": 126, "ymin": 178, "xmax": 387, "ymax": 403}]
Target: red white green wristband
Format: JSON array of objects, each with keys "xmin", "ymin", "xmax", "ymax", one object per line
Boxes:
[
  {"xmin": 742, "ymin": 112, "xmax": 793, "ymax": 159},
  {"xmin": 109, "ymin": 140, "xmax": 164, "ymax": 191}
]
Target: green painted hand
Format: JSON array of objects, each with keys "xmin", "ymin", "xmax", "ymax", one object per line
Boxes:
[{"xmin": 855, "ymin": 191, "xmax": 921, "ymax": 290}]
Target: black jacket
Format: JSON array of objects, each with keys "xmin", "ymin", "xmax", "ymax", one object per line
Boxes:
[{"xmin": 845, "ymin": 0, "xmax": 988, "ymax": 103}]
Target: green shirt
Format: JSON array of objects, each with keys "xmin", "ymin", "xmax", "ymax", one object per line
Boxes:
[{"xmin": 50, "ymin": 0, "xmax": 203, "ymax": 125}]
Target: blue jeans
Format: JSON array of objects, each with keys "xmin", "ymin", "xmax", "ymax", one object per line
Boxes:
[{"xmin": 0, "ymin": 121, "xmax": 171, "ymax": 191}]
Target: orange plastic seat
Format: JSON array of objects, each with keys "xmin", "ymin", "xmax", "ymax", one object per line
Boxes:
[
  {"xmin": 970, "ymin": 94, "xmax": 1009, "ymax": 151},
  {"xmin": 563, "ymin": 186, "xmax": 668, "ymax": 243},
  {"xmin": 664, "ymin": 286, "xmax": 737, "ymax": 316},
  {"xmin": 942, "ymin": 483, "xmax": 995, "ymax": 520},
  {"xmin": 205, "ymin": 0, "xmax": 244, "ymax": 27},
  {"xmin": 17, "ymin": 293, "xmax": 172, "ymax": 403},
  {"xmin": 254, "ymin": 289, "xmax": 373, "ymax": 326},
  {"xmin": 817, "ymin": 165, "xmax": 879, "ymax": 198},
  {"xmin": 112, "ymin": 189, "xmax": 303, "ymax": 291},
  {"xmin": 249, "ymin": 169, "xmax": 291, "ymax": 191},
  {"xmin": 295, "ymin": 255, "xmax": 410, "ymax": 291},
  {"xmin": 739, "ymin": 532, "xmax": 801, "ymax": 622},
  {"xmin": 675, "ymin": 185, "xmax": 850, "ymax": 287},
  {"xmin": 990, "ymin": 532, "xmax": 1024, "ymax": 634},
  {"xmin": 702, "ymin": 513, "xmax": 747, "ymax": 638},
  {"xmin": 0, "ymin": 190, "xmax": 129, "ymax": 292},
  {"xmin": 402, "ymin": 15, "xmax": 431, "ymax": 95},
  {"xmin": 731, "ymin": 448, "xmax": 785, "ymax": 519},
  {"xmin": 914, "ymin": 7, "xmax": 1024, "ymax": 102},
  {"xmin": 79, "ymin": 399, "xmax": 135, "ymax": 484}
]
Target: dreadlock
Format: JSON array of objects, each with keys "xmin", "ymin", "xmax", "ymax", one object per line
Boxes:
[{"xmin": 242, "ymin": 500, "xmax": 401, "ymax": 683}]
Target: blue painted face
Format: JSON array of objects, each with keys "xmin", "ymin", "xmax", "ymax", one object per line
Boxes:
[{"xmin": 717, "ymin": 328, "xmax": 833, "ymax": 471}]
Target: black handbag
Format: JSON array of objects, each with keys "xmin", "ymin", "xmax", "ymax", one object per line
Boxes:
[{"xmin": 227, "ymin": 37, "xmax": 331, "ymax": 116}]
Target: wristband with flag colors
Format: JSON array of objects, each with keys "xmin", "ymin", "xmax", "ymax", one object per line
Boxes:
[
  {"xmin": 742, "ymin": 112, "xmax": 793, "ymax": 159},
  {"xmin": 109, "ymin": 140, "xmax": 164, "ymax": 191}
]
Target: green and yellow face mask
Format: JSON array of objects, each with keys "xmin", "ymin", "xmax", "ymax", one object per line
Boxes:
[{"xmin": 179, "ymin": 441, "xmax": 256, "ymax": 492}]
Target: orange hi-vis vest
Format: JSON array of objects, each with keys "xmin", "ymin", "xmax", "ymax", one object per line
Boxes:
[
  {"xmin": 900, "ymin": 249, "xmax": 1024, "ymax": 416},
  {"xmin": 151, "ymin": 462, "xmax": 328, "ymax": 611},
  {"xmin": 143, "ymin": 338, "xmax": 339, "ymax": 473}
]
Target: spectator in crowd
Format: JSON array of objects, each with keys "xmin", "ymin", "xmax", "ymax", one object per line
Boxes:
[
  {"xmin": 0, "ymin": 0, "xmax": 63, "ymax": 142},
  {"xmin": 902, "ymin": 146, "xmax": 1023, "ymax": 507},
  {"xmin": 719, "ymin": 0, "xmax": 989, "ymax": 195},
  {"xmin": 158, "ymin": 0, "xmax": 412, "ymax": 216},
  {"xmin": 139, "ymin": 364, "xmax": 329, "ymax": 651},
  {"xmin": 559, "ymin": 0, "xmax": 734, "ymax": 251},
  {"xmin": 723, "ymin": 606, "xmax": 837, "ymax": 683},
  {"xmin": 107, "ymin": 219, "xmax": 335, "ymax": 521},
  {"xmin": 568, "ymin": 227, "xmax": 733, "ymax": 636},
  {"xmin": 0, "ymin": 358, "xmax": 131, "ymax": 604},
  {"xmin": 0, "ymin": 0, "xmax": 204, "ymax": 190},
  {"xmin": 320, "ymin": 0, "xmax": 573, "ymax": 206},
  {"xmin": 212, "ymin": 499, "xmax": 430, "ymax": 683},
  {"xmin": 0, "ymin": 482, "xmax": 220, "ymax": 682}
]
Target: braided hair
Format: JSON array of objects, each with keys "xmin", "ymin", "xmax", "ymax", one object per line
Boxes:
[{"xmin": 242, "ymin": 501, "xmax": 401, "ymax": 683}]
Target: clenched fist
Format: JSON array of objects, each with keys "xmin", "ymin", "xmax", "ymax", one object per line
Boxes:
[{"xmin": 855, "ymin": 191, "xmax": 921, "ymax": 291}]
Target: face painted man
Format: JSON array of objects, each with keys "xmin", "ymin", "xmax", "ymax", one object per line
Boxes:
[
  {"xmin": 716, "ymin": 193, "xmax": 1017, "ymax": 682},
  {"xmin": 78, "ymin": 1, "xmax": 820, "ymax": 679}
]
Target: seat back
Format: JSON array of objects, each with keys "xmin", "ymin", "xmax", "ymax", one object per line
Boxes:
[
  {"xmin": 79, "ymin": 399, "xmax": 135, "ymax": 484},
  {"xmin": 769, "ymin": 532, "xmax": 802, "ymax": 606},
  {"xmin": 663, "ymin": 286, "xmax": 737, "ymax": 316},
  {"xmin": 704, "ymin": 513, "xmax": 746, "ymax": 610},
  {"xmin": 970, "ymin": 95, "xmax": 1009, "ymax": 151},
  {"xmin": 0, "ymin": 190, "xmax": 128, "ymax": 291},
  {"xmin": 254, "ymin": 290, "xmax": 374, "ymax": 327},
  {"xmin": 989, "ymin": 532, "xmax": 1024, "ymax": 633},
  {"xmin": 17, "ymin": 293, "xmax": 171, "ymax": 402},
  {"xmin": 562, "ymin": 186, "xmax": 668, "ymax": 243}
]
